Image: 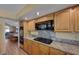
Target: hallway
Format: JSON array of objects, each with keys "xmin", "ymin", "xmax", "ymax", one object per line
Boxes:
[{"xmin": 5, "ymin": 40, "xmax": 27, "ymax": 55}]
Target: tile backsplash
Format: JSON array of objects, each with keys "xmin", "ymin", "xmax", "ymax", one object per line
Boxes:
[
  {"xmin": 37, "ymin": 30, "xmax": 55, "ymax": 39},
  {"xmin": 55, "ymin": 32, "xmax": 79, "ymax": 41},
  {"xmin": 30, "ymin": 30, "xmax": 55, "ymax": 39},
  {"xmin": 30, "ymin": 30, "xmax": 79, "ymax": 46}
]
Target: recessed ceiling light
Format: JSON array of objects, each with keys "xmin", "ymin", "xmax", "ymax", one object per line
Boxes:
[
  {"xmin": 36, "ymin": 12, "xmax": 40, "ymax": 16},
  {"xmin": 24, "ymin": 17, "xmax": 28, "ymax": 20}
]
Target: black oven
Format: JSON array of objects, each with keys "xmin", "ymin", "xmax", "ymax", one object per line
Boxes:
[{"xmin": 19, "ymin": 27, "xmax": 24, "ymax": 45}]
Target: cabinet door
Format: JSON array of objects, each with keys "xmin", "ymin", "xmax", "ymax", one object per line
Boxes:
[
  {"xmin": 39, "ymin": 44, "xmax": 49, "ymax": 55},
  {"xmin": 28, "ymin": 20, "xmax": 35, "ymax": 31},
  {"xmin": 47, "ymin": 14, "xmax": 54, "ymax": 20},
  {"xmin": 74, "ymin": 6, "xmax": 79, "ymax": 32},
  {"xmin": 24, "ymin": 39, "xmax": 32, "ymax": 54},
  {"xmin": 49, "ymin": 47, "xmax": 65, "ymax": 55},
  {"xmin": 23, "ymin": 21, "xmax": 29, "ymax": 37},
  {"xmin": 31, "ymin": 41, "xmax": 40, "ymax": 55},
  {"xmin": 36, "ymin": 14, "xmax": 53, "ymax": 23},
  {"xmin": 55, "ymin": 9, "xmax": 72, "ymax": 32},
  {"xmin": 36, "ymin": 17, "xmax": 48, "ymax": 23}
]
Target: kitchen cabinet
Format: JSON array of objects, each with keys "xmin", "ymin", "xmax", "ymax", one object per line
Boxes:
[
  {"xmin": 36, "ymin": 17, "xmax": 48, "ymax": 23},
  {"xmin": 46, "ymin": 13, "xmax": 54, "ymax": 20},
  {"xmin": 39, "ymin": 44, "xmax": 49, "ymax": 55},
  {"xmin": 23, "ymin": 20, "xmax": 35, "ymax": 36},
  {"xmin": 28, "ymin": 20, "xmax": 35, "ymax": 31},
  {"xmin": 54, "ymin": 9, "xmax": 73, "ymax": 32},
  {"xmin": 49, "ymin": 47, "xmax": 66, "ymax": 55},
  {"xmin": 24, "ymin": 39, "xmax": 32, "ymax": 54},
  {"xmin": 23, "ymin": 21, "xmax": 29, "ymax": 37},
  {"xmin": 74, "ymin": 6, "xmax": 79, "ymax": 32},
  {"xmin": 23, "ymin": 39, "xmax": 70, "ymax": 55},
  {"xmin": 31, "ymin": 41, "xmax": 40, "ymax": 55},
  {"xmin": 36, "ymin": 14, "xmax": 54, "ymax": 23},
  {"xmin": 23, "ymin": 6, "xmax": 79, "ymax": 32}
]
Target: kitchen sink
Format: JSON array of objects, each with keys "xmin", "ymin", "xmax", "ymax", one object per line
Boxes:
[{"xmin": 34, "ymin": 37, "xmax": 53, "ymax": 44}]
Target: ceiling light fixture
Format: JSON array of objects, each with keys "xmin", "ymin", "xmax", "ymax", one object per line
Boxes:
[
  {"xmin": 24, "ymin": 17, "xmax": 28, "ymax": 20},
  {"xmin": 36, "ymin": 12, "xmax": 40, "ymax": 16}
]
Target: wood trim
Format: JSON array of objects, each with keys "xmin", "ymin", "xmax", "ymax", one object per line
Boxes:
[{"xmin": 74, "ymin": 6, "xmax": 79, "ymax": 32}]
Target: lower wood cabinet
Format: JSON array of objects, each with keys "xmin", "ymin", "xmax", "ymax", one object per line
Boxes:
[
  {"xmin": 49, "ymin": 47, "xmax": 66, "ymax": 55},
  {"xmin": 31, "ymin": 41, "xmax": 40, "ymax": 55},
  {"xmin": 24, "ymin": 39, "xmax": 68, "ymax": 55},
  {"xmin": 24, "ymin": 39, "xmax": 32, "ymax": 54},
  {"xmin": 39, "ymin": 44, "xmax": 49, "ymax": 55}
]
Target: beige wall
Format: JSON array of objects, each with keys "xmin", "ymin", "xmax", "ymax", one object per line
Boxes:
[
  {"xmin": 0, "ymin": 18, "xmax": 19, "ymax": 54},
  {"xmin": 56, "ymin": 32, "xmax": 79, "ymax": 41},
  {"xmin": 0, "ymin": 19, "xmax": 5, "ymax": 54}
]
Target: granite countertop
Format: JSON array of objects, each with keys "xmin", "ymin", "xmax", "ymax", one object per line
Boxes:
[
  {"xmin": 24, "ymin": 36, "xmax": 79, "ymax": 55},
  {"xmin": 50, "ymin": 41, "xmax": 79, "ymax": 55}
]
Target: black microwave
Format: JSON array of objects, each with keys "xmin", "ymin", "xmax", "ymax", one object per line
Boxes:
[{"xmin": 35, "ymin": 20, "xmax": 54, "ymax": 30}]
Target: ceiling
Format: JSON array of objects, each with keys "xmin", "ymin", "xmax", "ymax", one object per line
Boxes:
[
  {"xmin": 0, "ymin": 4, "xmax": 76, "ymax": 21},
  {"xmin": 0, "ymin": 4, "xmax": 25, "ymax": 19},
  {"xmin": 0, "ymin": 4, "xmax": 25, "ymax": 14}
]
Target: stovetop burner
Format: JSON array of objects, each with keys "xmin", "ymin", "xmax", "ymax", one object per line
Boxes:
[{"xmin": 34, "ymin": 37, "xmax": 53, "ymax": 44}]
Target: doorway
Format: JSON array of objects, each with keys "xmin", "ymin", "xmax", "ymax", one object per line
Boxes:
[
  {"xmin": 3, "ymin": 23, "xmax": 27, "ymax": 55},
  {"xmin": 4, "ymin": 25, "xmax": 19, "ymax": 55}
]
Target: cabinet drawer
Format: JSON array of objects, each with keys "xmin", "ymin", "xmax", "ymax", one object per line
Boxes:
[{"xmin": 49, "ymin": 47, "xmax": 65, "ymax": 55}]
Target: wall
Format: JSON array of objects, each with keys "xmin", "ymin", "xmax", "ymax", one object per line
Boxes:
[
  {"xmin": 0, "ymin": 18, "xmax": 19, "ymax": 54},
  {"xmin": 0, "ymin": 18, "xmax": 5, "ymax": 54},
  {"xmin": 56, "ymin": 32, "xmax": 79, "ymax": 41}
]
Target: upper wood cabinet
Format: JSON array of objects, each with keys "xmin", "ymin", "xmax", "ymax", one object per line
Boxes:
[
  {"xmin": 23, "ymin": 21, "xmax": 29, "ymax": 37},
  {"xmin": 54, "ymin": 9, "xmax": 73, "ymax": 32},
  {"xmin": 36, "ymin": 14, "xmax": 54, "ymax": 23},
  {"xmin": 46, "ymin": 13, "xmax": 54, "ymax": 20},
  {"xmin": 23, "ymin": 6, "xmax": 79, "ymax": 32},
  {"xmin": 74, "ymin": 6, "xmax": 79, "ymax": 32},
  {"xmin": 28, "ymin": 20, "xmax": 35, "ymax": 31}
]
